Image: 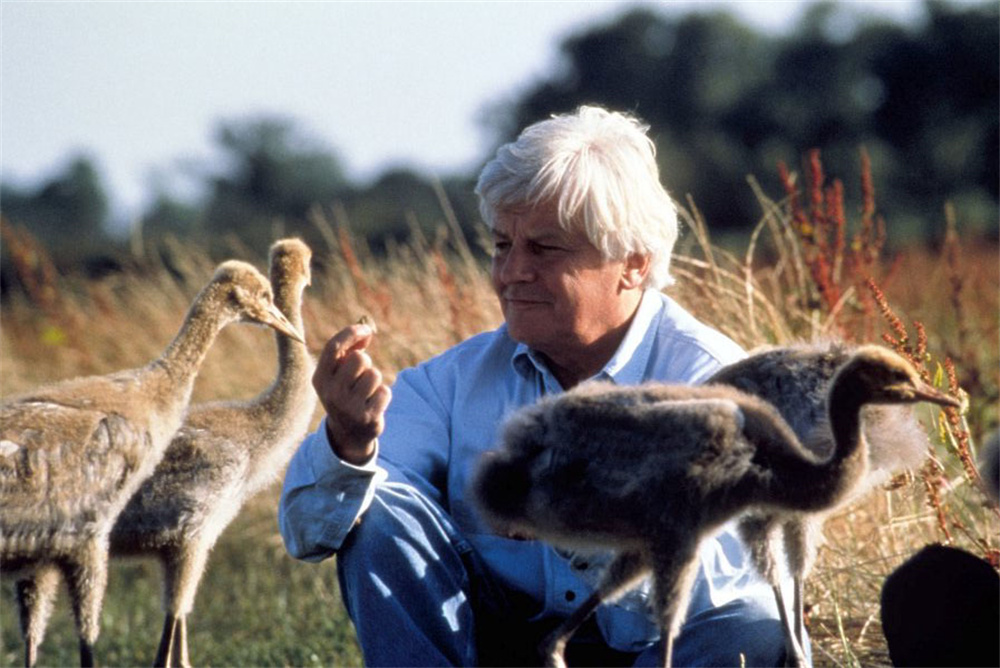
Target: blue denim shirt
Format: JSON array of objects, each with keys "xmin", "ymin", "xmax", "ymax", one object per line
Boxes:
[{"xmin": 279, "ymin": 289, "xmax": 774, "ymax": 651}]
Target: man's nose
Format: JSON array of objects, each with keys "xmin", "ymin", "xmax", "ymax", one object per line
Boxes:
[{"xmin": 497, "ymin": 245, "xmax": 535, "ymax": 283}]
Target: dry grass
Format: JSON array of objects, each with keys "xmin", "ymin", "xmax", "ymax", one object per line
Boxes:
[
  {"xmin": 670, "ymin": 151, "xmax": 998, "ymax": 666},
  {"xmin": 1, "ymin": 153, "xmax": 997, "ymax": 666}
]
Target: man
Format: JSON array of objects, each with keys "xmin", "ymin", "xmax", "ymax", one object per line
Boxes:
[{"xmin": 279, "ymin": 106, "xmax": 788, "ymax": 666}]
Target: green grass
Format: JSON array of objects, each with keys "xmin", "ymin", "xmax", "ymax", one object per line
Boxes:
[{"xmin": 1, "ymin": 491, "xmax": 362, "ymax": 667}]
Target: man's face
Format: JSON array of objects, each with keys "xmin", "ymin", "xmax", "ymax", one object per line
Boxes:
[{"xmin": 490, "ymin": 201, "xmax": 637, "ymax": 359}]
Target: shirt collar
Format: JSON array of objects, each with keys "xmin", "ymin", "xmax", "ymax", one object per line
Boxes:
[{"xmin": 511, "ymin": 288, "xmax": 663, "ymax": 390}]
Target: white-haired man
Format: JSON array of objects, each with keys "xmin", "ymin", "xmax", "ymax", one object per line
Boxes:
[{"xmin": 279, "ymin": 106, "xmax": 791, "ymax": 666}]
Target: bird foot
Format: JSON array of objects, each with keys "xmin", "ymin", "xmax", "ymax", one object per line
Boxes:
[{"xmin": 541, "ymin": 636, "xmax": 569, "ymax": 668}]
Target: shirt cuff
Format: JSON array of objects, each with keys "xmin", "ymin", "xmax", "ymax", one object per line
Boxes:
[{"xmin": 304, "ymin": 425, "xmax": 387, "ymax": 551}]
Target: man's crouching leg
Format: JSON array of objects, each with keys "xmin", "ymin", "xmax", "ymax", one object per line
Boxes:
[{"xmin": 336, "ymin": 483, "xmax": 478, "ymax": 667}]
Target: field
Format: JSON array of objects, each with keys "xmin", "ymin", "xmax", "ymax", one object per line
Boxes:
[{"xmin": 2, "ymin": 157, "xmax": 998, "ymax": 667}]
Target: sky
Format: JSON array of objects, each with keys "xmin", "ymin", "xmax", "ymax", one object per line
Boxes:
[{"xmin": 0, "ymin": 1, "xmax": 960, "ymax": 223}]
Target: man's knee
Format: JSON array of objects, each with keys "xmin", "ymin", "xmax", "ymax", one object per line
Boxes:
[
  {"xmin": 335, "ymin": 484, "xmax": 480, "ymax": 666},
  {"xmin": 337, "ymin": 484, "xmax": 472, "ymax": 610},
  {"xmin": 340, "ymin": 485, "xmax": 458, "ymax": 567}
]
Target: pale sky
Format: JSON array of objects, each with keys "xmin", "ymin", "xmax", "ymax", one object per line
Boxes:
[{"xmin": 0, "ymin": 1, "xmax": 953, "ymax": 222}]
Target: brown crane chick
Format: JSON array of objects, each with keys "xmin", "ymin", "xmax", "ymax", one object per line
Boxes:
[
  {"xmin": 1, "ymin": 260, "xmax": 302, "ymax": 668},
  {"xmin": 107, "ymin": 239, "xmax": 317, "ymax": 668}
]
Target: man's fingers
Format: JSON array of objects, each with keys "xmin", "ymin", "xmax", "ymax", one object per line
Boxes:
[
  {"xmin": 319, "ymin": 323, "xmax": 375, "ymax": 367},
  {"xmin": 349, "ymin": 362, "xmax": 383, "ymax": 398},
  {"xmin": 366, "ymin": 384, "xmax": 392, "ymax": 415},
  {"xmin": 311, "ymin": 321, "xmax": 387, "ymax": 464},
  {"xmin": 312, "ymin": 324, "xmax": 389, "ymax": 425},
  {"xmin": 314, "ymin": 325, "xmax": 376, "ymax": 395}
]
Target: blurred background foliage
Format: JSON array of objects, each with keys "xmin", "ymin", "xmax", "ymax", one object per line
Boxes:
[{"xmin": 1, "ymin": 0, "xmax": 996, "ymax": 275}]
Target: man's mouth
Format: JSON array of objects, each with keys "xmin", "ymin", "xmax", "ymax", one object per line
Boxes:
[{"xmin": 502, "ymin": 290, "xmax": 549, "ymax": 304}]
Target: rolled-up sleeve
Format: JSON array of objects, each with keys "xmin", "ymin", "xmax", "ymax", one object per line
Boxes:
[
  {"xmin": 278, "ymin": 425, "xmax": 386, "ymax": 561},
  {"xmin": 278, "ymin": 360, "xmax": 453, "ymax": 562}
]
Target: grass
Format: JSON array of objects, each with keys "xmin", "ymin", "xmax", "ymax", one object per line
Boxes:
[{"xmin": 1, "ymin": 153, "xmax": 997, "ymax": 666}]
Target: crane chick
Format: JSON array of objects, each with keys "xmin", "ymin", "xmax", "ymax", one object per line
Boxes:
[
  {"xmin": 471, "ymin": 346, "xmax": 959, "ymax": 668},
  {"xmin": 1, "ymin": 260, "xmax": 302, "ymax": 668},
  {"xmin": 107, "ymin": 238, "xmax": 317, "ymax": 668},
  {"xmin": 707, "ymin": 341, "xmax": 941, "ymax": 665}
]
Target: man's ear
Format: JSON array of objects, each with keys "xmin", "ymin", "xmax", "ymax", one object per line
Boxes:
[{"xmin": 621, "ymin": 253, "xmax": 651, "ymax": 290}]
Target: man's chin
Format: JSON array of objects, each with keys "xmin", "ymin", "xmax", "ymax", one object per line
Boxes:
[{"xmin": 504, "ymin": 320, "xmax": 545, "ymax": 348}]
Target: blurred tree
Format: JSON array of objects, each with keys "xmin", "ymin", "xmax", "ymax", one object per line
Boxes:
[
  {"xmin": 135, "ymin": 166, "xmax": 203, "ymax": 245},
  {"xmin": 484, "ymin": 8, "xmax": 782, "ymax": 233},
  {"xmin": 333, "ymin": 169, "xmax": 481, "ymax": 252},
  {"xmin": 866, "ymin": 0, "xmax": 999, "ymax": 230},
  {"xmin": 8, "ymin": 1, "xmax": 995, "ymax": 262},
  {"xmin": 483, "ymin": 0, "xmax": 998, "ymax": 239},
  {"xmin": 0, "ymin": 154, "xmax": 110, "ymax": 257},
  {"xmin": 140, "ymin": 193, "xmax": 202, "ymax": 241},
  {"xmin": 201, "ymin": 115, "xmax": 349, "ymax": 252}
]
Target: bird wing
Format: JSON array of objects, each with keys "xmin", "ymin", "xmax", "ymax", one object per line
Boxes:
[
  {"xmin": 554, "ymin": 395, "xmax": 754, "ymax": 498},
  {"xmin": 709, "ymin": 345, "xmax": 845, "ymax": 453},
  {"xmin": 0, "ymin": 400, "xmax": 148, "ymax": 532},
  {"xmin": 113, "ymin": 420, "xmax": 250, "ymax": 537}
]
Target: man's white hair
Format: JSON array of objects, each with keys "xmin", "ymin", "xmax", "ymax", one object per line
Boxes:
[{"xmin": 475, "ymin": 105, "xmax": 679, "ymax": 289}]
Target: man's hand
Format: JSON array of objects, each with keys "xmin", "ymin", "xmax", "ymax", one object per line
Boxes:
[{"xmin": 312, "ymin": 321, "xmax": 392, "ymax": 465}]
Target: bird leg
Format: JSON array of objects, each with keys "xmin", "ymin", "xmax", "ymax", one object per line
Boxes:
[
  {"xmin": 660, "ymin": 634, "xmax": 674, "ymax": 668},
  {"xmin": 650, "ymin": 544, "xmax": 702, "ymax": 668},
  {"xmin": 64, "ymin": 542, "xmax": 108, "ymax": 668},
  {"xmin": 173, "ymin": 615, "xmax": 191, "ymax": 668},
  {"xmin": 543, "ymin": 591, "xmax": 600, "ymax": 668},
  {"xmin": 151, "ymin": 615, "xmax": 191, "ymax": 668},
  {"xmin": 790, "ymin": 578, "xmax": 808, "ymax": 667},
  {"xmin": 541, "ymin": 550, "xmax": 648, "ymax": 668},
  {"xmin": 159, "ymin": 547, "xmax": 207, "ymax": 668},
  {"xmin": 771, "ymin": 582, "xmax": 807, "ymax": 667},
  {"xmin": 782, "ymin": 521, "xmax": 811, "ymax": 667},
  {"xmin": 737, "ymin": 516, "xmax": 806, "ymax": 666},
  {"xmin": 154, "ymin": 615, "xmax": 181, "ymax": 668},
  {"xmin": 17, "ymin": 566, "xmax": 60, "ymax": 668},
  {"xmin": 78, "ymin": 638, "xmax": 95, "ymax": 668}
]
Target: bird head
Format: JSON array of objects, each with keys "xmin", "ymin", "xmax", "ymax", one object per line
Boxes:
[
  {"xmin": 841, "ymin": 346, "xmax": 960, "ymax": 409},
  {"xmin": 213, "ymin": 260, "xmax": 305, "ymax": 343},
  {"xmin": 269, "ymin": 238, "xmax": 313, "ymax": 289}
]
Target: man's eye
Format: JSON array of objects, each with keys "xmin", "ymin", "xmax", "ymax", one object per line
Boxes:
[
  {"xmin": 493, "ymin": 241, "xmax": 511, "ymax": 254},
  {"xmin": 529, "ymin": 242, "xmax": 562, "ymax": 254}
]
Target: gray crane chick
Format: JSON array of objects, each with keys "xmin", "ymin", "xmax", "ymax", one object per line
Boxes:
[
  {"xmin": 471, "ymin": 346, "xmax": 959, "ymax": 668},
  {"xmin": 708, "ymin": 341, "xmax": 942, "ymax": 665},
  {"xmin": 106, "ymin": 239, "xmax": 317, "ymax": 667}
]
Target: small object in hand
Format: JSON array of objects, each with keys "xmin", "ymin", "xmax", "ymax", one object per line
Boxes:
[{"xmin": 357, "ymin": 314, "xmax": 377, "ymax": 333}]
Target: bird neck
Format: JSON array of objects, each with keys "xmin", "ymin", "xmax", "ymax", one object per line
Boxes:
[
  {"xmin": 760, "ymin": 372, "xmax": 869, "ymax": 512},
  {"xmin": 806, "ymin": 371, "xmax": 869, "ymax": 508},
  {"xmin": 827, "ymin": 372, "xmax": 867, "ymax": 460},
  {"xmin": 263, "ymin": 284, "xmax": 312, "ymax": 402},
  {"xmin": 155, "ymin": 294, "xmax": 231, "ymax": 390},
  {"xmin": 244, "ymin": 283, "xmax": 315, "ymax": 479},
  {"xmin": 274, "ymin": 283, "xmax": 305, "ymax": 362}
]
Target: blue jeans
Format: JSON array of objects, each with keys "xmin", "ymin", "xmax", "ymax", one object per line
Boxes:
[{"xmin": 336, "ymin": 484, "xmax": 789, "ymax": 667}]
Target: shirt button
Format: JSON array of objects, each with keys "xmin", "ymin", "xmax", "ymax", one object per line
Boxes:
[{"xmin": 565, "ymin": 590, "xmax": 576, "ymax": 602}]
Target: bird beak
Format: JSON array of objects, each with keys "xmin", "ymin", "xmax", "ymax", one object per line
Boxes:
[
  {"xmin": 908, "ymin": 380, "xmax": 961, "ymax": 408},
  {"xmin": 264, "ymin": 303, "xmax": 306, "ymax": 343}
]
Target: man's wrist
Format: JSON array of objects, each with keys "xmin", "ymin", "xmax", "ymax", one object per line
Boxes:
[{"xmin": 325, "ymin": 418, "xmax": 377, "ymax": 465}]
